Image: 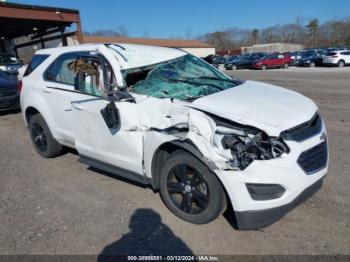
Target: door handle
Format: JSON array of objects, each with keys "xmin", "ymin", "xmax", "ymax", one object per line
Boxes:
[{"xmin": 71, "ymin": 103, "xmax": 84, "ymax": 110}]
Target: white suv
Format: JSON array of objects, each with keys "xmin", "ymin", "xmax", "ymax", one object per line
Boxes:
[
  {"xmin": 20, "ymin": 44, "xmax": 328, "ymax": 229},
  {"xmin": 323, "ymin": 50, "xmax": 350, "ymax": 67}
]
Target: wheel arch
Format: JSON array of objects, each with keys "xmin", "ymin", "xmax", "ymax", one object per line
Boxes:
[
  {"xmin": 25, "ymin": 106, "xmax": 40, "ymax": 124},
  {"xmin": 150, "ymin": 140, "xmax": 218, "ymax": 190},
  {"xmin": 22, "ymin": 92, "xmax": 59, "ymax": 140}
]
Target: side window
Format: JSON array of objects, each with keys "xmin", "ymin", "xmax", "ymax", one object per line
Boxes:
[
  {"xmin": 277, "ymin": 54, "xmax": 284, "ymax": 59},
  {"xmin": 45, "ymin": 52, "xmax": 88, "ymax": 86},
  {"xmin": 24, "ymin": 54, "xmax": 50, "ymax": 76},
  {"xmin": 73, "ymin": 56, "xmax": 116, "ymax": 97}
]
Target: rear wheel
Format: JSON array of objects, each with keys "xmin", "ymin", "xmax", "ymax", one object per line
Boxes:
[
  {"xmin": 283, "ymin": 63, "xmax": 289, "ymax": 69},
  {"xmin": 337, "ymin": 60, "xmax": 345, "ymax": 68},
  {"xmin": 159, "ymin": 151, "xmax": 226, "ymax": 224},
  {"xmin": 232, "ymin": 65, "xmax": 237, "ymax": 70},
  {"xmin": 261, "ymin": 64, "xmax": 267, "ymax": 70},
  {"xmin": 29, "ymin": 114, "xmax": 63, "ymax": 158},
  {"xmin": 310, "ymin": 62, "xmax": 316, "ymax": 67}
]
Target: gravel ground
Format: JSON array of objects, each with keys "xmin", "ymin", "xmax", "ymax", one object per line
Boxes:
[{"xmin": 0, "ymin": 67, "xmax": 349, "ymax": 255}]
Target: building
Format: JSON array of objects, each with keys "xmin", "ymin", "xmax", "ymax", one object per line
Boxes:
[
  {"xmin": 1, "ymin": 1, "xmax": 215, "ymax": 61},
  {"xmin": 0, "ymin": 1, "xmax": 82, "ymax": 59},
  {"xmin": 241, "ymin": 43, "xmax": 304, "ymax": 54},
  {"xmin": 67, "ymin": 35, "xmax": 215, "ymax": 58}
]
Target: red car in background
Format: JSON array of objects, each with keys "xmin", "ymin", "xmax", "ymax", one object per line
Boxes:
[{"xmin": 254, "ymin": 53, "xmax": 292, "ymax": 70}]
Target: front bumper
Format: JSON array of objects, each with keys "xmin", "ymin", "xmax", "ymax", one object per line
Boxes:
[
  {"xmin": 0, "ymin": 94, "xmax": 20, "ymax": 111},
  {"xmin": 234, "ymin": 178, "xmax": 323, "ymax": 229},
  {"xmin": 214, "ymin": 120, "xmax": 328, "ymax": 229}
]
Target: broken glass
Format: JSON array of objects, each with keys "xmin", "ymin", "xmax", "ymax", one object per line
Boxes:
[{"xmin": 129, "ymin": 54, "xmax": 240, "ymax": 100}]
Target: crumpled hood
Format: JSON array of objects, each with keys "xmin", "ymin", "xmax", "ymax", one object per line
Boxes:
[{"xmin": 190, "ymin": 80, "xmax": 318, "ymax": 136}]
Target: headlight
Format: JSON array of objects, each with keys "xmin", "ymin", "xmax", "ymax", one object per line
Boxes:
[{"xmin": 215, "ymin": 125, "xmax": 289, "ymax": 170}]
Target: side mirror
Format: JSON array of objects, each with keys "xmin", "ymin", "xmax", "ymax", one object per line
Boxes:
[{"xmin": 100, "ymin": 100, "xmax": 120, "ymax": 129}]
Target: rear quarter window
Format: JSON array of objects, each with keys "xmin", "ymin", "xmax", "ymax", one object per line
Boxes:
[{"xmin": 24, "ymin": 54, "xmax": 50, "ymax": 77}]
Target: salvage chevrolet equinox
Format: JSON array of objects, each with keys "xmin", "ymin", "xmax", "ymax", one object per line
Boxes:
[{"xmin": 20, "ymin": 44, "xmax": 328, "ymax": 229}]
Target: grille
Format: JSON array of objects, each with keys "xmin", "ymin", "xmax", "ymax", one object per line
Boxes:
[
  {"xmin": 281, "ymin": 113, "xmax": 322, "ymax": 142},
  {"xmin": 297, "ymin": 141, "xmax": 328, "ymax": 174}
]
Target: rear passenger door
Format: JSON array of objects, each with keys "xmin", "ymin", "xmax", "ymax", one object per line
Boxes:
[{"xmin": 43, "ymin": 52, "xmax": 89, "ymax": 145}]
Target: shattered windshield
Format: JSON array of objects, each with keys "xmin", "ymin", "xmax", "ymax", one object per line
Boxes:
[{"xmin": 125, "ymin": 54, "xmax": 241, "ymax": 100}]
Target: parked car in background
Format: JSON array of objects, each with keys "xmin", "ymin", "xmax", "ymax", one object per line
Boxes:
[
  {"xmin": 254, "ymin": 53, "xmax": 291, "ymax": 70},
  {"xmin": 202, "ymin": 54, "xmax": 216, "ymax": 64},
  {"xmin": 0, "ymin": 53, "xmax": 24, "ymax": 77},
  {"xmin": 211, "ymin": 56, "xmax": 227, "ymax": 68},
  {"xmin": 323, "ymin": 50, "xmax": 350, "ymax": 67},
  {"xmin": 298, "ymin": 51, "xmax": 325, "ymax": 67},
  {"xmin": 20, "ymin": 44, "xmax": 328, "ymax": 229},
  {"xmin": 0, "ymin": 69, "xmax": 20, "ymax": 111},
  {"xmin": 289, "ymin": 51, "xmax": 303, "ymax": 65},
  {"xmin": 224, "ymin": 55, "xmax": 243, "ymax": 70},
  {"xmin": 225, "ymin": 53, "xmax": 265, "ymax": 70}
]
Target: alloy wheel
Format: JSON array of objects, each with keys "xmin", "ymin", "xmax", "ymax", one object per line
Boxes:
[
  {"xmin": 166, "ymin": 164, "xmax": 210, "ymax": 215},
  {"xmin": 31, "ymin": 123, "xmax": 48, "ymax": 152}
]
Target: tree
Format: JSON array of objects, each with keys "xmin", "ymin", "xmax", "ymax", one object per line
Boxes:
[
  {"xmin": 251, "ymin": 29, "xmax": 259, "ymax": 44},
  {"xmin": 306, "ymin": 19, "xmax": 319, "ymax": 47}
]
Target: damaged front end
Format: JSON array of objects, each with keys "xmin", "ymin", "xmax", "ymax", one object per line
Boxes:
[
  {"xmin": 212, "ymin": 120, "xmax": 289, "ymax": 170},
  {"xmin": 141, "ymin": 101, "xmax": 290, "ymax": 173}
]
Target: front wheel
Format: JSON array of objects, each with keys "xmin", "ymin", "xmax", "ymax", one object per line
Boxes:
[
  {"xmin": 261, "ymin": 64, "xmax": 267, "ymax": 70},
  {"xmin": 283, "ymin": 63, "xmax": 289, "ymax": 69},
  {"xmin": 159, "ymin": 151, "xmax": 226, "ymax": 224}
]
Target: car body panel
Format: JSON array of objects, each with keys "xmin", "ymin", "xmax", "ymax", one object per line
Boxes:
[{"xmin": 191, "ymin": 80, "xmax": 317, "ymax": 136}]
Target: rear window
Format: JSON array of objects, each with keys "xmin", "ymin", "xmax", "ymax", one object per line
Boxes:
[{"xmin": 24, "ymin": 54, "xmax": 50, "ymax": 77}]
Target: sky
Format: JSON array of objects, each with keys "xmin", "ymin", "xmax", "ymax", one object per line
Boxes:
[{"xmin": 13, "ymin": 0, "xmax": 350, "ymax": 38}]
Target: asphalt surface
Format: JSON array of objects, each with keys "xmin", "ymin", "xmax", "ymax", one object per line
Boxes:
[{"xmin": 0, "ymin": 67, "xmax": 349, "ymax": 255}]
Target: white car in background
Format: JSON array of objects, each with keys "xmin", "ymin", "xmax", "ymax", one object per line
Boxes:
[
  {"xmin": 20, "ymin": 44, "xmax": 328, "ymax": 229},
  {"xmin": 323, "ymin": 50, "xmax": 350, "ymax": 67}
]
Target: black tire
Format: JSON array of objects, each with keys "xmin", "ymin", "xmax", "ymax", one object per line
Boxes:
[
  {"xmin": 261, "ymin": 64, "xmax": 267, "ymax": 70},
  {"xmin": 159, "ymin": 150, "xmax": 226, "ymax": 224},
  {"xmin": 29, "ymin": 114, "xmax": 63, "ymax": 158},
  {"xmin": 337, "ymin": 60, "xmax": 345, "ymax": 68}
]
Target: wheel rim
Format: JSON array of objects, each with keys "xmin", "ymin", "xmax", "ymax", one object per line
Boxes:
[
  {"xmin": 31, "ymin": 123, "xmax": 47, "ymax": 152},
  {"xmin": 166, "ymin": 164, "xmax": 210, "ymax": 215}
]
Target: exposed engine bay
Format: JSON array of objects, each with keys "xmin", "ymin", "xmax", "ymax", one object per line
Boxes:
[{"xmin": 215, "ymin": 125, "xmax": 289, "ymax": 170}]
